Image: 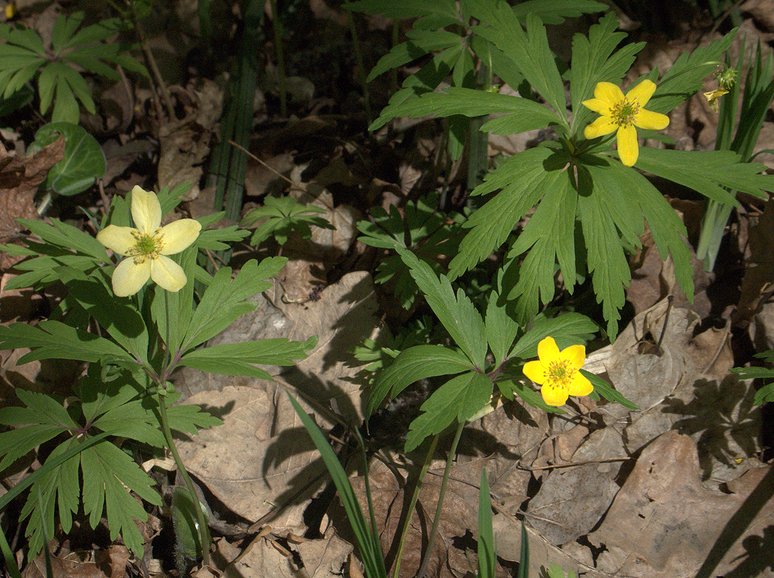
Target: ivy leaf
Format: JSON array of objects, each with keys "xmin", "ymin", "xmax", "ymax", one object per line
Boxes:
[
  {"xmin": 397, "ymin": 248, "xmax": 488, "ymax": 368},
  {"xmin": 405, "ymin": 371, "xmax": 492, "ymax": 452},
  {"xmin": 367, "ymin": 345, "xmax": 473, "ymax": 417},
  {"xmin": 31, "ymin": 122, "xmax": 105, "ymax": 195}
]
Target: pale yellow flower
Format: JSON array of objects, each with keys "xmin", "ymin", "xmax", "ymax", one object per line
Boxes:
[
  {"xmin": 582, "ymin": 79, "xmax": 670, "ymax": 167},
  {"xmin": 703, "ymin": 88, "xmax": 728, "ymax": 112},
  {"xmin": 522, "ymin": 336, "xmax": 593, "ymax": 407},
  {"xmin": 97, "ymin": 186, "xmax": 201, "ymax": 297}
]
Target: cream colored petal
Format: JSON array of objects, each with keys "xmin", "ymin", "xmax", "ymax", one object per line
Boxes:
[
  {"xmin": 97, "ymin": 225, "xmax": 137, "ymax": 256},
  {"xmin": 634, "ymin": 108, "xmax": 670, "ymax": 130},
  {"xmin": 541, "ymin": 382, "xmax": 569, "ymax": 407},
  {"xmin": 594, "ymin": 82, "xmax": 624, "ymax": 105},
  {"xmin": 581, "ymin": 98, "xmax": 612, "ymax": 115},
  {"xmin": 523, "ymin": 360, "xmax": 547, "ymax": 384},
  {"xmin": 584, "ymin": 116, "xmax": 618, "ymax": 139},
  {"xmin": 616, "ymin": 125, "xmax": 639, "ymax": 167},
  {"xmin": 626, "ymin": 79, "xmax": 657, "ymax": 107},
  {"xmin": 158, "ymin": 219, "xmax": 201, "ymax": 255},
  {"xmin": 150, "ymin": 255, "xmax": 187, "ymax": 292},
  {"xmin": 568, "ymin": 371, "xmax": 594, "ymax": 397},
  {"xmin": 130, "ymin": 186, "xmax": 162, "ymax": 233},
  {"xmin": 537, "ymin": 336, "xmax": 560, "ymax": 362},
  {"xmin": 561, "ymin": 344, "xmax": 586, "ymax": 371},
  {"xmin": 112, "ymin": 257, "xmax": 151, "ymax": 297}
]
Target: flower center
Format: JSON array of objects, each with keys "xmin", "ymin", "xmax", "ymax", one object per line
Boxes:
[
  {"xmin": 546, "ymin": 359, "xmax": 572, "ymax": 389},
  {"xmin": 611, "ymin": 98, "xmax": 639, "ymax": 128},
  {"xmin": 128, "ymin": 230, "xmax": 163, "ymax": 264}
]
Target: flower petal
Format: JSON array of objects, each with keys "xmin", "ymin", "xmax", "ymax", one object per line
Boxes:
[
  {"xmin": 130, "ymin": 186, "xmax": 162, "ymax": 233},
  {"xmin": 150, "ymin": 255, "xmax": 188, "ymax": 292},
  {"xmin": 541, "ymin": 382, "xmax": 569, "ymax": 406},
  {"xmin": 523, "ymin": 360, "xmax": 547, "ymax": 384},
  {"xmin": 159, "ymin": 219, "xmax": 202, "ymax": 255},
  {"xmin": 626, "ymin": 79, "xmax": 657, "ymax": 107},
  {"xmin": 560, "ymin": 344, "xmax": 586, "ymax": 371},
  {"xmin": 634, "ymin": 108, "xmax": 670, "ymax": 131},
  {"xmin": 97, "ymin": 225, "xmax": 137, "ymax": 256},
  {"xmin": 581, "ymin": 98, "xmax": 612, "ymax": 115},
  {"xmin": 584, "ymin": 116, "xmax": 618, "ymax": 139},
  {"xmin": 616, "ymin": 125, "xmax": 639, "ymax": 166},
  {"xmin": 537, "ymin": 336, "xmax": 560, "ymax": 363},
  {"xmin": 594, "ymin": 82, "xmax": 624, "ymax": 105},
  {"xmin": 569, "ymin": 371, "xmax": 594, "ymax": 397},
  {"xmin": 112, "ymin": 257, "xmax": 151, "ymax": 297}
]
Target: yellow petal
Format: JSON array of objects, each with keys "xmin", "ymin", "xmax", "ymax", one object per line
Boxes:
[
  {"xmin": 159, "ymin": 219, "xmax": 201, "ymax": 255},
  {"xmin": 112, "ymin": 257, "xmax": 151, "ymax": 297},
  {"xmin": 569, "ymin": 371, "xmax": 594, "ymax": 397},
  {"xmin": 594, "ymin": 82, "xmax": 624, "ymax": 105},
  {"xmin": 626, "ymin": 79, "xmax": 657, "ymax": 107},
  {"xmin": 150, "ymin": 255, "xmax": 187, "ymax": 292},
  {"xmin": 97, "ymin": 225, "xmax": 137, "ymax": 255},
  {"xmin": 130, "ymin": 186, "xmax": 162, "ymax": 234},
  {"xmin": 561, "ymin": 344, "xmax": 586, "ymax": 371},
  {"xmin": 581, "ymin": 98, "xmax": 612, "ymax": 115},
  {"xmin": 616, "ymin": 125, "xmax": 639, "ymax": 166},
  {"xmin": 523, "ymin": 360, "xmax": 547, "ymax": 384},
  {"xmin": 541, "ymin": 382, "xmax": 569, "ymax": 406},
  {"xmin": 634, "ymin": 108, "xmax": 670, "ymax": 130},
  {"xmin": 537, "ymin": 336, "xmax": 560, "ymax": 363},
  {"xmin": 584, "ymin": 116, "xmax": 618, "ymax": 139}
]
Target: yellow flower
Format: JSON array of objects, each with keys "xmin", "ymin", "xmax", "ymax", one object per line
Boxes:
[
  {"xmin": 582, "ymin": 79, "xmax": 670, "ymax": 167},
  {"xmin": 97, "ymin": 186, "xmax": 201, "ymax": 297},
  {"xmin": 522, "ymin": 336, "xmax": 593, "ymax": 407},
  {"xmin": 703, "ymin": 88, "xmax": 728, "ymax": 112}
]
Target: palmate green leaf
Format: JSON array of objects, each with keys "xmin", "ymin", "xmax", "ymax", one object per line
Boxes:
[
  {"xmin": 81, "ymin": 441, "xmax": 161, "ymax": 555},
  {"xmin": 450, "ymin": 146, "xmax": 553, "ymax": 278},
  {"xmin": 569, "ymin": 12, "xmax": 645, "ymax": 133},
  {"xmin": 345, "ymin": 0, "xmax": 456, "ymax": 20},
  {"xmin": 508, "ymin": 312, "xmax": 597, "ymax": 360},
  {"xmin": 511, "ymin": 0, "xmax": 606, "ymax": 25},
  {"xmin": 497, "ymin": 380, "xmax": 563, "ymax": 413},
  {"xmin": 0, "ymin": 320, "xmax": 133, "ymax": 365},
  {"xmin": 367, "ymin": 345, "xmax": 473, "ymax": 416},
  {"xmin": 374, "ymin": 87, "xmax": 562, "ymax": 133},
  {"xmin": 504, "ymin": 170, "xmax": 577, "ymax": 324},
  {"xmin": 485, "ymin": 294, "xmax": 519, "ymax": 367},
  {"xmin": 179, "ymin": 337, "xmax": 315, "ymax": 378},
  {"xmin": 470, "ymin": 2, "xmax": 567, "ymax": 125},
  {"xmin": 4, "ymin": 254, "xmax": 102, "ymax": 290},
  {"xmin": 195, "ymin": 213, "xmax": 250, "ymax": 250},
  {"xmin": 17, "ymin": 217, "xmax": 107, "ymax": 261},
  {"xmin": 19, "ymin": 438, "xmax": 81, "ymax": 558},
  {"xmin": 0, "ymin": 25, "xmax": 45, "ymax": 54},
  {"xmin": 241, "ymin": 195, "xmax": 333, "ymax": 246},
  {"xmin": 647, "ymin": 30, "xmax": 735, "ymax": 114},
  {"xmin": 150, "ymin": 247, "xmax": 196, "ymax": 355},
  {"xmin": 51, "ymin": 11, "xmax": 83, "ymax": 52},
  {"xmin": 637, "ymin": 149, "xmax": 770, "ymax": 204},
  {"xmin": 33, "ymin": 122, "xmax": 106, "ymax": 195},
  {"xmin": 397, "ymin": 248, "xmax": 487, "ymax": 368},
  {"xmin": 405, "ymin": 371, "xmax": 491, "ymax": 452},
  {"xmin": 366, "ymin": 29, "xmax": 461, "ymax": 82},
  {"xmin": 0, "ymin": 389, "xmax": 79, "ymax": 472},
  {"xmin": 181, "ymin": 257, "xmax": 287, "ymax": 351}
]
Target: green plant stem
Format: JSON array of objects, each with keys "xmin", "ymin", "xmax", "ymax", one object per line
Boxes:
[
  {"xmin": 269, "ymin": 0, "xmax": 287, "ymax": 117},
  {"xmin": 391, "ymin": 434, "xmax": 439, "ymax": 578},
  {"xmin": 157, "ymin": 391, "xmax": 212, "ymax": 566},
  {"xmin": 416, "ymin": 422, "xmax": 465, "ymax": 578}
]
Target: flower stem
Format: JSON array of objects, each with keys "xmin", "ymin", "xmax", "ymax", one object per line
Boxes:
[
  {"xmin": 157, "ymin": 390, "xmax": 212, "ymax": 566},
  {"xmin": 416, "ymin": 422, "xmax": 465, "ymax": 578}
]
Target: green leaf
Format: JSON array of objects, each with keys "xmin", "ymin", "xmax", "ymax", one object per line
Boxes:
[
  {"xmin": 511, "ymin": 0, "xmax": 606, "ymax": 25},
  {"xmin": 508, "ymin": 313, "xmax": 597, "ymax": 360},
  {"xmin": 33, "ymin": 122, "xmax": 106, "ymax": 195},
  {"xmin": 405, "ymin": 371, "xmax": 491, "ymax": 452},
  {"xmin": 478, "ymin": 468, "xmax": 496, "ymax": 578},
  {"xmin": 51, "ymin": 12, "xmax": 83, "ymax": 52},
  {"xmin": 449, "ymin": 146, "xmax": 553, "ymax": 278},
  {"xmin": 345, "ymin": 0, "xmax": 456, "ymax": 19},
  {"xmin": 503, "ymin": 380, "xmax": 564, "ymax": 414},
  {"xmin": 51, "ymin": 74, "xmax": 80, "ymax": 123},
  {"xmin": 581, "ymin": 369, "xmax": 637, "ymax": 410},
  {"xmin": 397, "ymin": 248, "xmax": 487, "ymax": 368},
  {"xmin": 150, "ymin": 246, "xmax": 196, "ymax": 355},
  {"xmin": 569, "ymin": 12, "xmax": 645, "ymax": 133},
  {"xmin": 182, "ymin": 257, "xmax": 287, "ymax": 351},
  {"xmin": 485, "ymin": 294, "xmax": 519, "ymax": 367},
  {"xmin": 241, "ymin": 196, "xmax": 333, "ymax": 246},
  {"xmin": 179, "ymin": 337, "xmax": 315, "ymax": 378},
  {"xmin": 367, "ymin": 345, "xmax": 473, "ymax": 416},
  {"xmin": 18, "ymin": 217, "xmax": 108, "ymax": 260},
  {"xmin": 366, "ymin": 29, "xmax": 461, "ymax": 82},
  {"xmin": 80, "ymin": 441, "xmax": 161, "ymax": 555},
  {"xmin": 637, "ymin": 149, "xmax": 770, "ymax": 203},
  {"xmin": 0, "ymin": 320, "xmax": 133, "ymax": 365}
]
